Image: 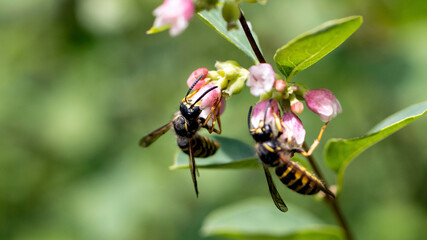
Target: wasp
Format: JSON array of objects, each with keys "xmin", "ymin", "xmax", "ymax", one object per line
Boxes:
[
  {"xmin": 139, "ymin": 75, "xmax": 222, "ymax": 197},
  {"xmin": 248, "ymin": 99, "xmax": 335, "ymax": 212}
]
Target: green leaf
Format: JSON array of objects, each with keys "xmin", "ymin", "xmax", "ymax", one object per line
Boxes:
[
  {"xmin": 274, "ymin": 16, "xmax": 362, "ymax": 79},
  {"xmin": 170, "ymin": 136, "xmax": 259, "ymax": 169},
  {"xmin": 201, "ymin": 198, "xmax": 344, "ymax": 239},
  {"xmin": 198, "ymin": 6, "xmax": 261, "ymax": 64},
  {"xmin": 325, "ymin": 102, "xmax": 427, "ymax": 191},
  {"xmin": 146, "ymin": 24, "xmax": 170, "ymax": 35}
]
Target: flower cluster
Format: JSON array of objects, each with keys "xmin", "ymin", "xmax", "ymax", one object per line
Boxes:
[
  {"xmin": 185, "ymin": 61, "xmax": 249, "ymax": 123},
  {"xmin": 248, "ymin": 63, "xmax": 341, "ymax": 146}
]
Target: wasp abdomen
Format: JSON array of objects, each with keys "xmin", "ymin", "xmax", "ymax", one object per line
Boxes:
[
  {"xmin": 177, "ymin": 134, "xmax": 220, "ymax": 158},
  {"xmin": 275, "ymin": 161, "xmax": 324, "ymax": 195}
]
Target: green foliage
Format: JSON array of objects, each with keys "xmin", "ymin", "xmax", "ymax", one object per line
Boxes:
[
  {"xmin": 198, "ymin": 5, "xmax": 261, "ymax": 63},
  {"xmin": 274, "ymin": 16, "xmax": 362, "ymax": 80},
  {"xmin": 325, "ymin": 101, "xmax": 427, "ymax": 191},
  {"xmin": 201, "ymin": 198, "xmax": 344, "ymax": 239}
]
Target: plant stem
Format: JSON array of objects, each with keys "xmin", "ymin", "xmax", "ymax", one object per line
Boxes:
[
  {"xmin": 238, "ymin": 9, "xmax": 266, "ymax": 64},
  {"xmin": 303, "ymin": 143, "xmax": 353, "ymax": 240}
]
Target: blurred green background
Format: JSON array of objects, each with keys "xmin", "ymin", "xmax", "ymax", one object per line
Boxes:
[{"xmin": 1, "ymin": 0, "xmax": 426, "ymax": 239}]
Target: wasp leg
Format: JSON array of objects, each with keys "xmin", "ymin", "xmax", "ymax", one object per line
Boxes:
[
  {"xmin": 209, "ymin": 99, "xmax": 222, "ymax": 134},
  {"xmin": 213, "ymin": 101, "xmax": 222, "ymax": 134},
  {"xmin": 203, "ymin": 98, "xmax": 222, "ymax": 134},
  {"xmin": 272, "ymin": 112, "xmax": 284, "ymax": 135},
  {"xmin": 188, "ymin": 138, "xmax": 199, "ymax": 197},
  {"xmin": 274, "ymin": 113, "xmax": 294, "ymax": 143},
  {"xmin": 299, "ymin": 121, "xmax": 329, "ymax": 157}
]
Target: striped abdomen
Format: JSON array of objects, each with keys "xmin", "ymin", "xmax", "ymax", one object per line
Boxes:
[
  {"xmin": 275, "ymin": 160, "xmax": 326, "ymax": 195},
  {"xmin": 177, "ymin": 134, "xmax": 220, "ymax": 158}
]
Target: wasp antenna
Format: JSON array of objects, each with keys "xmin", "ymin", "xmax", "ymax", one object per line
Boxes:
[
  {"xmin": 248, "ymin": 106, "xmax": 253, "ymax": 129},
  {"xmin": 185, "ymin": 74, "xmax": 205, "ymax": 102},
  {"xmin": 190, "ymin": 86, "xmax": 218, "ymax": 109},
  {"xmin": 263, "ymin": 99, "xmax": 273, "ymax": 124}
]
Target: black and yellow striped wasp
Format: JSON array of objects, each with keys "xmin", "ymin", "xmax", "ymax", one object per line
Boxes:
[
  {"xmin": 139, "ymin": 75, "xmax": 222, "ymax": 197},
  {"xmin": 248, "ymin": 99, "xmax": 335, "ymax": 212}
]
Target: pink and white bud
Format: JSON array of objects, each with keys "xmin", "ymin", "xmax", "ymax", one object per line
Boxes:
[
  {"xmin": 187, "ymin": 68, "xmax": 208, "ymax": 90},
  {"xmin": 246, "ymin": 63, "xmax": 275, "ymax": 96},
  {"xmin": 152, "ymin": 0, "xmax": 195, "ymax": 36},
  {"xmin": 280, "ymin": 112, "xmax": 306, "ymax": 145},
  {"xmin": 250, "ymin": 99, "xmax": 280, "ymax": 129},
  {"xmin": 305, "ymin": 89, "xmax": 342, "ymax": 122},
  {"xmin": 274, "ymin": 79, "xmax": 286, "ymax": 92},
  {"xmin": 291, "ymin": 101, "xmax": 304, "ymax": 114}
]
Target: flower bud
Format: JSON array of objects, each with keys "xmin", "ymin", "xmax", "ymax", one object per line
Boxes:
[
  {"xmin": 224, "ymin": 68, "xmax": 249, "ymax": 96},
  {"xmin": 291, "ymin": 101, "xmax": 304, "ymax": 114},
  {"xmin": 247, "ymin": 63, "xmax": 275, "ymax": 96},
  {"xmin": 187, "ymin": 68, "xmax": 208, "ymax": 90},
  {"xmin": 215, "ymin": 60, "xmax": 240, "ymax": 71},
  {"xmin": 222, "ymin": 0, "xmax": 241, "ymax": 30},
  {"xmin": 250, "ymin": 99, "xmax": 280, "ymax": 130},
  {"xmin": 207, "ymin": 70, "xmax": 220, "ymax": 80},
  {"xmin": 215, "ymin": 61, "xmax": 249, "ymax": 97},
  {"xmin": 280, "ymin": 112, "xmax": 306, "ymax": 145},
  {"xmin": 274, "ymin": 79, "xmax": 286, "ymax": 92},
  {"xmin": 150, "ymin": 0, "xmax": 195, "ymax": 36},
  {"xmin": 305, "ymin": 89, "xmax": 342, "ymax": 122}
]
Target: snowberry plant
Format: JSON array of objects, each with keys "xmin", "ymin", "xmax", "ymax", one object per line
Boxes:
[{"xmin": 146, "ymin": 1, "xmax": 427, "ymax": 239}]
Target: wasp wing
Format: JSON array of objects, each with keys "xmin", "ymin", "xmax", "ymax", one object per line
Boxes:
[
  {"xmin": 262, "ymin": 163, "xmax": 288, "ymax": 212},
  {"xmin": 188, "ymin": 138, "xmax": 199, "ymax": 197},
  {"xmin": 139, "ymin": 122, "xmax": 173, "ymax": 147}
]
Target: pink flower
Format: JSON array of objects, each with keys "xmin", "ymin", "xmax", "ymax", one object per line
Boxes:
[
  {"xmin": 280, "ymin": 112, "xmax": 306, "ymax": 145},
  {"xmin": 189, "ymin": 83, "xmax": 222, "ymax": 119},
  {"xmin": 250, "ymin": 99, "xmax": 280, "ymax": 130},
  {"xmin": 305, "ymin": 89, "xmax": 342, "ymax": 122},
  {"xmin": 152, "ymin": 0, "xmax": 195, "ymax": 36},
  {"xmin": 246, "ymin": 63, "xmax": 275, "ymax": 96},
  {"xmin": 187, "ymin": 68, "xmax": 208, "ymax": 90},
  {"xmin": 218, "ymin": 97, "xmax": 226, "ymax": 115}
]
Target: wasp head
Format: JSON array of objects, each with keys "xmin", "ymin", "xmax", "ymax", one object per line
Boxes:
[
  {"xmin": 248, "ymin": 99, "xmax": 280, "ymax": 142},
  {"xmin": 250, "ymin": 122, "xmax": 274, "ymax": 142},
  {"xmin": 180, "ymin": 101, "xmax": 201, "ymax": 120}
]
